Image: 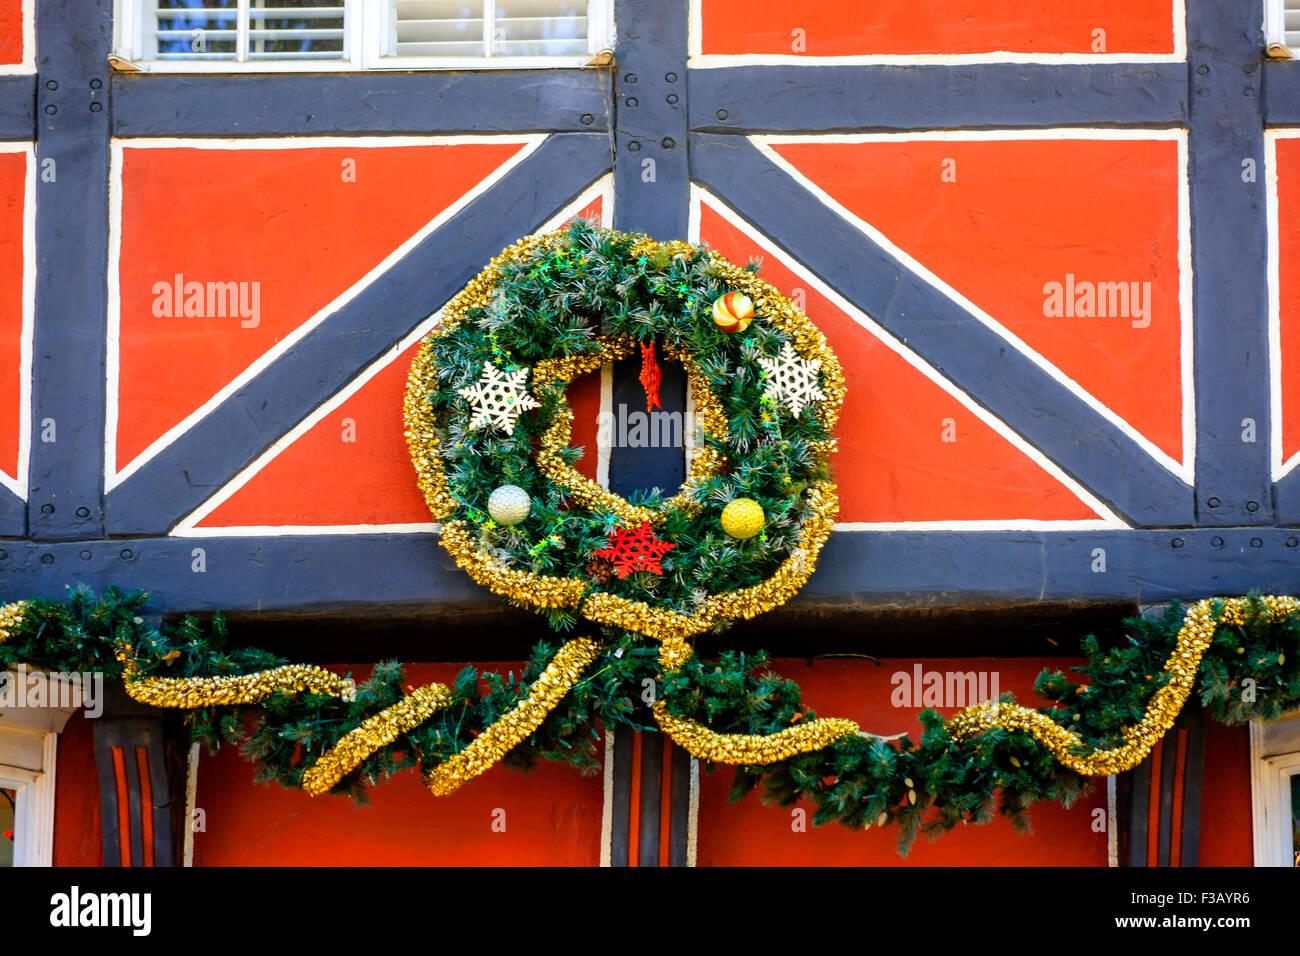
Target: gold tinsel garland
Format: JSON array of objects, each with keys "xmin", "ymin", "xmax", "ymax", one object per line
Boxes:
[
  {"xmin": 301, "ymin": 682, "xmax": 456, "ymax": 796},
  {"xmin": 425, "ymin": 637, "xmax": 601, "ymax": 796},
  {"xmin": 0, "ymin": 600, "xmax": 26, "ymax": 644},
  {"xmin": 947, "ymin": 595, "xmax": 1300, "ymax": 776},
  {"xmin": 120, "ymin": 658, "xmax": 349, "ymax": 709},
  {"xmin": 652, "ymin": 700, "xmax": 862, "ymax": 765}
]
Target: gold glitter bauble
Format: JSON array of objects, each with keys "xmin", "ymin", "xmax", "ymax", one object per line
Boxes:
[{"xmin": 720, "ymin": 498, "xmax": 765, "ymax": 539}]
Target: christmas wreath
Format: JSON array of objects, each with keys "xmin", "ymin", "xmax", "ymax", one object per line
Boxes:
[{"xmin": 405, "ymin": 221, "xmax": 843, "ymax": 673}]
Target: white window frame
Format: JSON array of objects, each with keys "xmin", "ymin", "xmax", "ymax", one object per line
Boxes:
[
  {"xmin": 1250, "ymin": 716, "xmax": 1300, "ymax": 866},
  {"xmin": 1266, "ymin": 0, "xmax": 1297, "ymax": 59},
  {"xmin": 114, "ymin": 0, "xmax": 613, "ymax": 73},
  {"xmin": 0, "ymin": 731, "xmax": 57, "ymax": 868}
]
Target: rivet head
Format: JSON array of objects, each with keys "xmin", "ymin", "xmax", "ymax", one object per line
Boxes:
[
  {"xmin": 119, "ymin": 548, "xmax": 134, "ymax": 560},
  {"xmin": 625, "ymin": 97, "xmax": 638, "ymax": 108},
  {"xmin": 75, "ymin": 506, "xmax": 90, "ymax": 518},
  {"xmin": 1211, "ymin": 536, "xmax": 1224, "ymax": 548},
  {"xmin": 579, "ymin": 112, "xmax": 594, "ymax": 125},
  {"xmin": 90, "ymin": 102, "xmax": 103, "ymax": 113},
  {"xmin": 40, "ymin": 553, "xmax": 54, "ymax": 565},
  {"xmin": 1250, "ymin": 537, "xmax": 1263, "ymax": 548},
  {"xmin": 79, "ymin": 549, "xmax": 91, "ymax": 561},
  {"xmin": 715, "ymin": 108, "xmax": 729, "ymax": 121},
  {"xmin": 40, "ymin": 503, "xmax": 54, "ymax": 514},
  {"xmin": 1196, "ymin": 64, "xmax": 1209, "ymax": 75},
  {"xmin": 44, "ymin": 104, "xmax": 56, "ymax": 115},
  {"xmin": 45, "ymin": 79, "xmax": 58, "ymax": 90},
  {"xmin": 90, "ymin": 78, "xmax": 102, "ymax": 89},
  {"xmin": 624, "ymin": 73, "xmax": 637, "ymax": 83},
  {"xmin": 1287, "ymin": 536, "xmax": 1298, "ymax": 548},
  {"xmin": 665, "ymin": 72, "xmax": 677, "ymax": 83},
  {"xmin": 1246, "ymin": 500, "xmax": 1260, "ymax": 513},
  {"xmin": 1206, "ymin": 496, "xmax": 1220, "ymax": 508},
  {"xmin": 1244, "ymin": 87, "xmax": 1255, "ymax": 97},
  {"xmin": 628, "ymin": 140, "xmax": 641, "ymax": 151},
  {"xmin": 661, "ymin": 137, "xmax": 675, "ymax": 149},
  {"xmin": 666, "ymin": 93, "xmax": 678, "ymax": 105},
  {"xmin": 0, "ymin": 550, "xmax": 7, "ymax": 560},
  {"xmin": 1171, "ymin": 537, "xmax": 1184, "ymax": 549}
]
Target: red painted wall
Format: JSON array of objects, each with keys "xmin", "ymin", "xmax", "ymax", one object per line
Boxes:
[
  {"xmin": 696, "ymin": 657, "xmax": 1110, "ymax": 866},
  {"xmin": 190, "ymin": 662, "xmax": 605, "ymax": 866},
  {"xmin": 52, "ymin": 711, "xmax": 102, "ymax": 867},
  {"xmin": 699, "ymin": 0, "xmax": 1176, "ymax": 56}
]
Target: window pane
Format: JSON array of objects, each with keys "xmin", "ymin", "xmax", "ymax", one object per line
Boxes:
[
  {"xmin": 387, "ymin": 0, "xmax": 590, "ymax": 58},
  {"xmin": 391, "ymin": 1, "xmax": 486, "ymax": 58},
  {"xmin": 249, "ymin": 1, "xmax": 347, "ymax": 61},
  {"xmin": 494, "ymin": 0, "xmax": 587, "ymax": 57},
  {"xmin": 1291, "ymin": 773, "xmax": 1299, "ymax": 867},
  {"xmin": 0, "ymin": 787, "xmax": 15, "ymax": 867},
  {"xmin": 153, "ymin": 0, "xmax": 240, "ymax": 61}
]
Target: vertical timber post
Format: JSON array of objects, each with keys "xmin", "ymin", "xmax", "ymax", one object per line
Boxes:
[{"xmin": 606, "ymin": 0, "xmax": 694, "ymax": 866}]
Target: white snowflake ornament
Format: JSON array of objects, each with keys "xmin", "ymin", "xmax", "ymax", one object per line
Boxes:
[
  {"xmin": 758, "ymin": 342, "xmax": 825, "ymax": 417},
  {"xmin": 458, "ymin": 362, "xmax": 540, "ymax": 435}
]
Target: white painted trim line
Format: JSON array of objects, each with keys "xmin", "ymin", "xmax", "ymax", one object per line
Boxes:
[
  {"xmin": 182, "ymin": 740, "xmax": 199, "ymax": 867},
  {"xmin": 0, "ymin": 141, "xmax": 34, "ymax": 498},
  {"xmin": 1267, "ymin": 130, "xmax": 1300, "ymax": 480},
  {"xmin": 172, "ymin": 314, "xmax": 445, "ymax": 534},
  {"xmin": 686, "ymin": 0, "xmax": 1185, "ymax": 65},
  {"xmin": 749, "ymin": 130, "xmax": 1195, "ymax": 484},
  {"xmin": 694, "ymin": 186, "xmax": 1127, "ymax": 529},
  {"xmin": 599, "ymin": 729, "xmax": 614, "ymax": 867},
  {"xmin": 105, "ymin": 134, "xmax": 546, "ymax": 491},
  {"xmin": 173, "ymin": 174, "xmax": 614, "ymax": 536}
]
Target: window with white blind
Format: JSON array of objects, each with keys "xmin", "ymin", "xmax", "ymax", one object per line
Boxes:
[
  {"xmin": 113, "ymin": 0, "xmax": 612, "ymax": 72},
  {"xmin": 1266, "ymin": 0, "xmax": 1300, "ymax": 58}
]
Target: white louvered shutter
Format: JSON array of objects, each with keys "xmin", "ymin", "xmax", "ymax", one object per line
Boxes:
[{"xmin": 387, "ymin": 0, "xmax": 590, "ymax": 59}]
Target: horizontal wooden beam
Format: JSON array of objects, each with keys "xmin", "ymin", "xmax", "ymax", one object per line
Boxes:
[
  {"xmin": 689, "ymin": 63, "xmax": 1187, "ymax": 133},
  {"xmin": 690, "ymin": 133, "xmax": 1194, "ymax": 527},
  {"xmin": 1263, "ymin": 59, "xmax": 1300, "ymax": 126},
  {"xmin": 111, "ymin": 70, "xmax": 612, "ymax": 137},
  {"xmin": 2, "ymin": 528, "xmax": 1299, "ymax": 615},
  {"xmin": 0, "ymin": 75, "xmax": 34, "ymax": 140}
]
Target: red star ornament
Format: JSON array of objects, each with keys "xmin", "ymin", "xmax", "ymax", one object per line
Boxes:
[{"xmin": 592, "ymin": 521, "xmax": 675, "ymax": 578}]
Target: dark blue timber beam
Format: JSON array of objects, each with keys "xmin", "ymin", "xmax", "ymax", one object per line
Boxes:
[
  {"xmin": 1262, "ymin": 59, "xmax": 1300, "ymax": 125},
  {"xmin": 110, "ymin": 70, "xmax": 612, "ymax": 137},
  {"xmin": 1188, "ymin": 0, "xmax": 1272, "ymax": 526},
  {"xmin": 690, "ymin": 133, "xmax": 1194, "ymax": 527},
  {"xmin": 0, "ymin": 75, "xmax": 34, "ymax": 140},
  {"xmin": 609, "ymin": 0, "xmax": 690, "ymax": 498},
  {"xmin": 0, "ymin": 486, "xmax": 22, "ymax": 536},
  {"xmin": 27, "ymin": 0, "xmax": 112, "ymax": 541},
  {"xmin": 105, "ymin": 132, "xmax": 612, "ymax": 535},
  {"xmin": 689, "ymin": 63, "xmax": 1187, "ymax": 133},
  {"xmin": 1, "ymin": 528, "xmax": 1299, "ymax": 612}
]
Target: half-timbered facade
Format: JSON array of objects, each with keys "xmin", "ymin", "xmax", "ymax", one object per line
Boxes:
[{"xmin": 1, "ymin": 0, "xmax": 1299, "ymax": 866}]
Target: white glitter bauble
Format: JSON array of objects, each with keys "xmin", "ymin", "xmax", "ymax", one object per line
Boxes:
[{"xmin": 488, "ymin": 484, "xmax": 531, "ymax": 525}]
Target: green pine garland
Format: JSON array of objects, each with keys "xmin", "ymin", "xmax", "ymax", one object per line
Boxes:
[{"xmin": 3, "ymin": 586, "xmax": 1299, "ymax": 854}]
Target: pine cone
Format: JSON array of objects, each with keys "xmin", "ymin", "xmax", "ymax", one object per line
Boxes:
[{"xmin": 585, "ymin": 557, "xmax": 615, "ymax": 585}]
